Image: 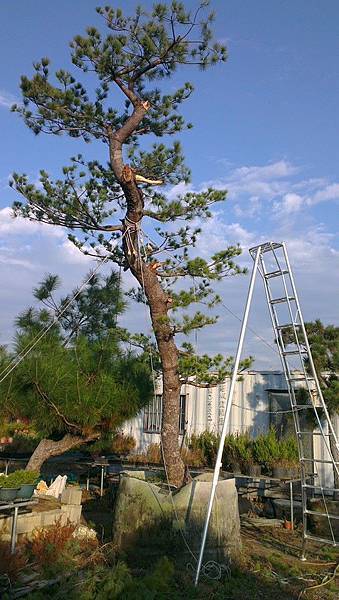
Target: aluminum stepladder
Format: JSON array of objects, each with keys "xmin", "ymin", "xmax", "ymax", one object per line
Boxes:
[
  {"xmin": 249, "ymin": 241, "xmax": 339, "ymax": 556},
  {"xmin": 195, "ymin": 241, "xmax": 338, "ymax": 585}
]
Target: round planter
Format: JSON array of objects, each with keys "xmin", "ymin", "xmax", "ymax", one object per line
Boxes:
[
  {"xmin": 246, "ymin": 464, "xmax": 261, "ymax": 477},
  {"xmin": 272, "ymin": 465, "xmax": 299, "ymax": 480},
  {"xmin": 231, "ymin": 462, "xmax": 242, "ymax": 475},
  {"xmin": 17, "ymin": 483, "xmax": 36, "ymax": 500},
  {"xmin": 0, "ymin": 487, "xmax": 20, "ymax": 502}
]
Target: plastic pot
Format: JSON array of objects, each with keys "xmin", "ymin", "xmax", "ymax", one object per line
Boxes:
[
  {"xmin": 17, "ymin": 483, "xmax": 36, "ymax": 500},
  {"xmin": 272, "ymin": 465, "xmax": 299, "ymax": 480},
  {"xmin": 0, "ymin": 487, "xmax": 20, "ymax": 502},
  {"xmin": 246, "ymin": 464, "xmax": 261, "ymax": 477}
]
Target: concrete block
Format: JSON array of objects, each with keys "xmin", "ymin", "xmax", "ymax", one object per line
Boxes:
[
  {"xmin": 113, "ymin": 471, "xmax": 241, "ymax": 561},
  {"xmin": 61, "ymin": 504, "xmax": 82, "ymax": 523},
  {"xmin": 61, "ymin": 486, "xmax": 82, "ymax": 506},
  {"xmin": 272, "ymin": 499, "xmax": 303, "ymax": 523}
]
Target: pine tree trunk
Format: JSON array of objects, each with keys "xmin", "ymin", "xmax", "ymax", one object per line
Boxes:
[
  {"xmin": 25, "ymin": 433, "xmax": 88, "ymax": 472},
  {"xmin": 138, "ymin": 259, "xmax": 185, "ymax": 487},
  {"xmin": 109, "ymin": 123, "xmax": 186, "ymax": 487}
]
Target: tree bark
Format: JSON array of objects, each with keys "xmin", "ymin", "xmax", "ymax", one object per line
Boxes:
[
  {"xmin": 108, "ymin": 115, "xmax": 185, "ymax": 485},
  {"xmin": 25, "ymin": 433, "xmax": 93, "ymax": 472}
]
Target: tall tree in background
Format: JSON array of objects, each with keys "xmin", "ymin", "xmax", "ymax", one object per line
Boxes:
[
  {"xmin": 304, "ymin": 320, "xmax": 339, "ymax": 495},
  {"xmin": 11, "ymin": 2, "xmax": 246, "ymax": 485},
  {"xmin": 0, "ymin": 272, "xmax": 152, "ymax": 471}
]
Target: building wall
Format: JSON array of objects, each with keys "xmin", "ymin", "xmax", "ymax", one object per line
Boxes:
[
  {"xmin": 122, "ymin": 370, "xmax": 339, "ymax": 491},
  {"xmin": 122, "ymin": 370, "xmax": 288, "ymax": 451}
]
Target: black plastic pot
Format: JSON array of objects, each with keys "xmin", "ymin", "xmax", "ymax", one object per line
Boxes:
[
  {"xmin": 246, "ymin": 464, "xmax": 261, "ymax": 477},
  {"xmin": 272, "ymin": 465, "xmax": 299, "ymax": 480},
  {"xmin": 16, "ymin": 483, "xmax": 36, "ymax": 500},
  {"xmin": 0, "ymin": 487, "xmax": 20, "ymax": 502}
]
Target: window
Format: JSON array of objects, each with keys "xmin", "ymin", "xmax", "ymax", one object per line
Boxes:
[
  {"xmin": 143, "ymin": 394, "xmax": 162, "ymax": 433},
  {"xmin": 179, "ymin": 394, "xmax": 187, "ymax": 434},
  {"xmin": 143, "ymin": 394, "xmax": 186, "ymax": 434}
]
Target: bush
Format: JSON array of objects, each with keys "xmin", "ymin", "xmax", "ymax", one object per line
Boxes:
[
  {"xmin": 90, "ymin": 432, "xmax": 136, "ymax": 456},
  {"xmin": 7, "ymin": 433, "xmax": 40, "ymax": 455},
  {"xmin": 0, "ymin": 469, "xmax": 39, "ymax": 488},
  {"xmin": 276, "ymin": 435, "xmax": 299, "ymax": 466},
  {"xmin": 111, "ymin": 432, "xmax": 136, "ymax": 455},
  {"xmin": 223, "ymin": 433, "xmax": 254, "ymax": 471},
  {"xmin": 188, "ymin": 431, "xmax": 219, "ymax": 467},
  {"xmin": 252, "ymin": 428, "xmax": 299, "ymax": 471},
  {"xmin": 23, "ymin": 518, "xmax": 77, "ymax": 575},
  {"xmin": 252, "ymin": 428, "xmax": 280, "ymax": 470}
]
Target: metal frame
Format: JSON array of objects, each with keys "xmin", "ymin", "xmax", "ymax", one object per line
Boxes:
[
  {"xmin": 195, "ymin": 241, "xmax": 338, "ymax": 585},
  {"xmin": 195, "ymin": 246, "xmax": 262, "ymax": 585}
]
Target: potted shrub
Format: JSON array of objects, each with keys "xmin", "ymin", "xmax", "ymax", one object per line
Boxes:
[
  {"xmin": 0, "ymin": 472, "xmax": 21, "ymax": 501},
  {"xmin": 252, "ymin": 428, "xmax": 280, "ymax": 475},
  {"xmin": 271, "ymin": 436, "xmax": 300, "ymax": 480},
  {"xmin": 272, "ymin": 459, "xmax": 300, "ymax": 480},
  {"xmin": 14, "ymin": 470, "xmax": 40, "ymax": 499}
]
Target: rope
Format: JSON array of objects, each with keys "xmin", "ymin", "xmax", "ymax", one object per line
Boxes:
[
  {"xmin": 136, "ymin": 232, "xmax": 230, "ymax": 581},
  {"xmin": 0, "ymin": 232, "xmax": 127, "ymax": 385},
  {"xmin": 140, "ymin": 228, "xmax": 281, "ymax": 360},
  {"xmin": 297, "ymin": 562, "xmax": 339, "ymax": 599}
]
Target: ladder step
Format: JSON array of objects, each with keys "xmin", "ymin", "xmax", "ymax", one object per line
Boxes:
[
  {"xmin": 265, "ymin": 269, "xmax": 289, "ymax": 279},
  {"xmin": 303, "ymin": 483, "xmax": 339, "ymax": 493},
  {"xmin": 289, "ymin": 376, "xmax": 313, "ymax": 382},
  {"xmin": 305, "ymin": 509, "xmax": 339, "ymax": 520},
  {"xmin": 305, "ymin": 532, "xmax": 338, "ymax": 546},
  {"xmin": 297, "ymin": 431, "xmax": 330, "ymax": 437},
  {"xmin": 270, "ymin": 296, "xmax": 295, "ymax": 305},
  {"xmin": 301, "ymin": 458, "xmax": 339, "ymax": 465},
  {"xmin": 276, "ymin": 323, "xmax": 300, "ymax": 330},
  {"xmin": 282, "ymin": 349, "xmax": 308, "ymax": 356}
]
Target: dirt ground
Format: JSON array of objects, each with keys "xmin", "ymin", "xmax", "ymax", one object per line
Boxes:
[{"xmin": 79, "ymin": 488, "xmax": 338, "ymax": 599}]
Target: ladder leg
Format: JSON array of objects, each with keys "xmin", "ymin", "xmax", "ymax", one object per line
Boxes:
[{"xmin": 300, "ymin": 535, "xmax": 307, "ymax": 561}]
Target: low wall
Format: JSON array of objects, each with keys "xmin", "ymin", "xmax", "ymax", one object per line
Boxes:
[{"xmin": 0, "ymin": 487, "xmax": 82, "ymax": 542}]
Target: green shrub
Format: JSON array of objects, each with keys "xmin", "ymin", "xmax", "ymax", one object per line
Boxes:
[
  {"xmin": 252, "ymin": 428, "xmax": 280, "ymax": 470},
  {"xmin": 223, "ymin": 433, "xmax": 254, "ymax": 470},
  {"xmin": 188, "ymin": 431, "xmax": 219, "ymax": 467},
  {"xmin": 0, "ymin": 469, "xmax": 39, "ymax": 488},
  {"xmin": 276, "ymin": 435, "xmax": 299, "ymax": 466},
  {"xmin": 79, "ymin": 561, "xmax": 132, "ymax": 599}
]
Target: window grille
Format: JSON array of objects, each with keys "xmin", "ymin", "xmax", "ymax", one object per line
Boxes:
[{"xmin": 143, "ymin": 394, "xmax": 186, "ymax": 434}]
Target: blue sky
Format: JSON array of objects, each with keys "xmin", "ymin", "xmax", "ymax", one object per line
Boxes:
[{"xmin": 0, "ymin": 0, "xmax": 338, "ymax": 368}]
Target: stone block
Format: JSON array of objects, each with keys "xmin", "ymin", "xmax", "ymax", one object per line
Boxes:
[
  {"xmin": 61, "ymin": 486, "xmax": 82, "ymax": 506},
  {"xmin": 272, "ymin": 498, "xmax": 303, "ymax": 523},
  {"xmin": 113, "ymin": 471, "xmax": 241, "ymax": 561},
  {"xmin": 61, "ymin": 504, "xmax": 82, "ymax": 524}
]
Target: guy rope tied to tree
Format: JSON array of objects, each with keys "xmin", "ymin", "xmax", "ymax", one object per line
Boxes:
[{"xmin": 10, "ymin": 2, "xmax": 250, "ymax": 486}]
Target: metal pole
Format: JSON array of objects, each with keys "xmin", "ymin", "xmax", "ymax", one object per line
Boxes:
[
  {"xmin": 10, "ymin": 506, "xmax": 19, "ymax": 554},
  {"xmin": 289, "ymin": 480, "xmax": 294, "ymax": 531},
  {"xmin": 194, "ymin": 246, "xmax": 262, "ymax": 586},
  {"xmin": 100, "ymin": 465, "xmax": 104, "ymax": 498}
]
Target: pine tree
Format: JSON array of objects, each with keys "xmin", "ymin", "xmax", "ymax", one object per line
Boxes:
[
  {"xmin": 0, "ymin": 272, "xmax": 152, "ymax": 471},
  {"xmin": 10, "ymin": 2, "xmax": 248, "ymax": 485},
  {"xmin": 304, "ymin": 320, "xmax": 339, "ymax": 494}
]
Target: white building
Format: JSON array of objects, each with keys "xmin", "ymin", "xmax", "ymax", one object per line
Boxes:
[
  {"xmin": 122, "ymin": 369, "xmax": 338, "ymax": 489},
  {"xmin": 123, "ymin": 370, "xmax": 295, "ymax": 449}
]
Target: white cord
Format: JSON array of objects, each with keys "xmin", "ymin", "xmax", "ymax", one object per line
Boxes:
[
  {"xmin": 0, "ymin": 232, "xmax": 127, "ymax": 385},
  {"xmin": 136, "ymin": 231, "xmax": 231, "ymax": 581}
]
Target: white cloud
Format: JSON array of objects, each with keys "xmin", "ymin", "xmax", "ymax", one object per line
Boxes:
[
  {"xmin": 273, "ymin": 192, "xmax": 304, "ymax": 216},
  {"xmin": 228, "ymin": 160, "xmax": 298, "ymax": 182},
  {"xmin": 309, "ymin": 183, "xmax": 339, "ymax": 205},
  {"xmin": 0, "ymin": 90, "xmax": 18, "ymax": 109},
  {"xmin": 0, "ymin": 207, "xmax": 64, "ymax": 237}
]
